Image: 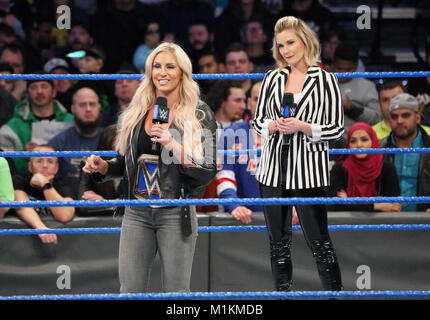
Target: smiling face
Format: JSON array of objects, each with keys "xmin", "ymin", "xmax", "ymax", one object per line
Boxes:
[
  {"xmin": 275, "ymin": 29, "xmax": 306, "ymax": 68},
  {"xmin": 349, "ymin": 129, "xmax": 372, "ymax": 159},
  {"xmin": 151, "ymin": 51, "xmax": 182, "ymax": 98}
]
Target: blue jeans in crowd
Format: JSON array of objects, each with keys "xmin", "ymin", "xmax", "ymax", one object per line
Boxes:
[{"xmin": 118, "ymin": 205, "xmax": 198, "ymax": 293}]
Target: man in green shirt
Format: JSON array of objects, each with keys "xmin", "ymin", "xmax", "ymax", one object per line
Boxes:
[{"xmin": 0, "ymin": 76, "xmax": 74, "ymax": 172}]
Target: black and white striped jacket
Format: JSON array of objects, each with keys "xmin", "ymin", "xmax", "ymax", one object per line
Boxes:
[{"xmin": 252, "ymin": 65, "xmax": 344, "ymax": 189}]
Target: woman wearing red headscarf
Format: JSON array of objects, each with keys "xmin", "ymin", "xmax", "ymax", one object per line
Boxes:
[{"xmin": 329, "ymin": 122, "xmax": 401, "ymax": 212}]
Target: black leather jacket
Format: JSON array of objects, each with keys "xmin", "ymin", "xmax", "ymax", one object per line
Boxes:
[
  {"xmin": 101, "ymin": 102, "xmax": 217, "ymax": 201},
  {"xmin": 381, "ymin": 125, "xmax": 430, "ymax": 211}
]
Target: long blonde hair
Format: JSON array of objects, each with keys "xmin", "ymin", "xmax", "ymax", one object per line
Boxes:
[
  {"xmin": 116, "ymin": 42, "xmax": 203, "ymax": 161},
  {"xmin": 272, "ymin": 16, "xmax": 320, "ymax": 69}
]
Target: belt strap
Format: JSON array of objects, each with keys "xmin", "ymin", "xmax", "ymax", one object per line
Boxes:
[{"xmin": 181, "ymin": 205, "xmax": 192, "ymax": 236}]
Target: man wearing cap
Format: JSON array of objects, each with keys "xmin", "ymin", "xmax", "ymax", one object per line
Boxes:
[
  {"xmin": 72, "ymin": 46, "xmax": 115, "ymax": 111},
  {"xmin": 44, "ymin": 57, "xmax": 75, "ymax": 112},
  {"xmin": 381, "ymin": 93, "xmax": 430, "ymax": 212},
  {"xmin": 0, "ymin": 74, "xmax": 74, "ymax": 172},
  {"xmin": 372, "ymin": 81, "xmax": 430, "ymax": 140}
]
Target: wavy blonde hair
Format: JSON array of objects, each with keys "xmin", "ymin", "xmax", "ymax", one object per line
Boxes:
[
  {"xmin": 116, "ymin": 42, "xmax": 203, "ymax": 161},
  {"xmin": 272, "ymin": 16, "xmax": 320, "ymax": 69}
]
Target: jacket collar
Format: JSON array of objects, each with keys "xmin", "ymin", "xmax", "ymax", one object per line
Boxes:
[{"xmin": 276, "ymin": 65, "xmax": 321, "ymax": 118}]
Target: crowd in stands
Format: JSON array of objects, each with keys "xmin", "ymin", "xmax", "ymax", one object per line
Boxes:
[{"xmin": 0, "ymin": 0, "xmax": 429, "ymax": 241}]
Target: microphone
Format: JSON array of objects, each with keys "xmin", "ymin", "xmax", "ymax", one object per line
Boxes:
[
  {"xmin": 280, "ymin": 93, "xmax": 296, "ymax": 147},
  {"xmin": 152, "ymin": 97, "xmax": 169, "ymax": 152}
]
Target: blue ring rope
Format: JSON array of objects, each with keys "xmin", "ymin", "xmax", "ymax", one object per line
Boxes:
[
  {"xmin": 0, "ymin": 224, "xmax": 429, "ymax": 236},
  {"xmin": 1, "ymin": 290, "xmax": 430, "ymax": 300},
  {"xmin": 0, "ymin": 196, "xmax": 429, "ymax": 208},
  {"xmin": 0, "ymin": 71, "xmax": 429, "ymax": 81},
  {"xmin": 2, "ymin": 148, "xmax": 430, "ymax": 158}
]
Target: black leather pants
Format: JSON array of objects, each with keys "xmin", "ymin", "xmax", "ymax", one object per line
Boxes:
[{"xmin": 260, "ymin": 184, "xmax": 342, "ymax": 291}]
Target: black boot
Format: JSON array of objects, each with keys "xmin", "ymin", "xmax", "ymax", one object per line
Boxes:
[
  {"xmin": 311, "ymin": 238, "xmax": 343, "ymax": 291},
  {"xmin": 269, "ymin": 239, "xmax": 293, "ymax": 291}
]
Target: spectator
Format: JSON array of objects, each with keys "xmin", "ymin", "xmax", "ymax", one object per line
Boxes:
[
  {"xmin": 319, "ymin": 28, "xmax": 365, "ymax": 72},
  {"xmin": 0, "ymin": 62, "xmax": 17, "ymax": 126},
  {"xmin": 408, "ymin": 53, "xmax": 430, "ymax": 124},
  {"xmin": 44, "ymin": 57, "xmax": 75, "ymax": 112},
  {"xmin": 0, "ymin": 22, "xmax": 16, "ymax": 48},
  {"xmin": 23, "ymin": 19, "xmax": 57, "ymax": 72},
  {"xmin": 102, "ymin": 63, "xmax": 140, "ymax": 127},
  {"xmin": 198, "ymin": 80, "xmax": 246, "ymax": 213},
  {"xmin": 281, "ymin": 0, "xmax": 337, "ymax": 36},
  {"xmin": 215, "ymin": 0, "xmax": 275, "ymax": 58},
  {"xmin": 158, "ymin": 0, "xmax": 215, "ymax": 49},
  {"xmin": 36, "ymin": 0, "xmax": 92, "ymax": 48},
  {"xmin": 0, "ymin": 11, "xmax": 25, "ymax": 41},
  {"xmin": 240, "ymin": 18, "xmax": 274, "ymax": 73},
  {"xmin": 0, "ymin": 61, "xmax": 13, "ymax": 91},
  {"xmin": 206, "ymin": 79, "xmax": 246, "ymax": 130},
  {"xmin": 372, "ymin": 80, "xmax": 406, "ymax": 140},
  {"xmin": 0, "ymin": 0, "xmax": 34, "ymax": 32},
  {"xmin": 67, "ymin": 22, "xmax": 94, "ymax": 53},
  {"xmin": 224, "ymin": 42, "xmax": 255, "ymax": 97},
  {"xmin": 30, "ymin": 19, "xmax": 56, "ymax": 59},
  {"xmin": 197, "ymin": 50, "xmax": 224, "ymax": 97},
  {"xmin": 0, "ymin": 156, "xmax": 14, "ymax": 218},
  {"xmin": 133, "ymin": 21, "xmax": 163, "ymax": 71},
  {"xmin": 329, "ymin": 122, "xmax": 401, "ymax": 212},
  {"xmin": 90, "ymin": 0, "xmax": 162, "ymax": 72},
  {"xmin": 331, "ymin": 42, "xmax": 381, "ymax": 137},
  {"xmin": 216, "ymin": 81, "xmax": 263, "ymax": 223},
  {"xmin": 55, "ymin": 22, "xmax": 95, "ymax": 72},
  {"xmin": 186, "ymin": 19, "xmax": 215, "ymax": 72},
  {"xmin": 0, "ymin": 74, "xmax": 73, "ymax": 173},
  {"xmin": 372, "ymin": 81, "xmax": 430, "ymax": 140},
  {"xmin": 0, "ymin": 43, "xmax": 27, "ymax": 101},
  {"xmin": 49, "ymin": 87, "xmax": 103, "ymax": 198},
  {"xmin": 320, "ymin": 28, "xmax": 344, "ymax": 69},
  {"xmin": 381, "ymin": 93, "xmax": 430, "ymax": 212},
  {"xmin": 78, "ymin": 124, "xmax": 124, "ymax": 216},
  {"xmin": 73, "ymin": 46, "xmax": 115, "ymax": 110},
  {"xmin": 12, "ymin": 145, "xmax": 75, "ymax": 245}
]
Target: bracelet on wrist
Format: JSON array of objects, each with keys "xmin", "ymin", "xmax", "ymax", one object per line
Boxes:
[{"xmin": 41, "ymin": 182, "xmax": 53, "ymax": 192}]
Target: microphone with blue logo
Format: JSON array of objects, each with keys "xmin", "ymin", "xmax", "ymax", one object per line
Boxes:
[
  {"xmin": 152, "ymin": 97, "xmax": 169, "ymax": 152},
  {"xmin": 280, "ymin": 93, "xmax": 296, "ymax": 147}
]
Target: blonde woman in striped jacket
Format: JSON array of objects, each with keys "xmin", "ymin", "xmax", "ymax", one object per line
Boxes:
[{"xmin": 252, "ymin": 16, "xmax": 344, "ymax": 292}]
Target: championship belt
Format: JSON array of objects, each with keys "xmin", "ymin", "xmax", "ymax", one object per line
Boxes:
[{"xmin": 134, "ymin": 154, "xmax": 163, "ymax": 205}]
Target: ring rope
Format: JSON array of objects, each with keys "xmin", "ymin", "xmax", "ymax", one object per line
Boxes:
[
  {"xmin": 1, "ymin": 196, "xmax": 429, "ymax": 208},
  {"xmin": 2, "ymin": 147, "xmax": 430, "ymax": 158},
  {"xmin": 0, "ymin": 224, "xmax": 429, "ymax": 236},
  {"xmin": 1, "ymin": 290, "xmax": 430, "ymax": 300},
  {"xmin": 0, "ymin": 71, "xmax": 429, "ymax": 81}
]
